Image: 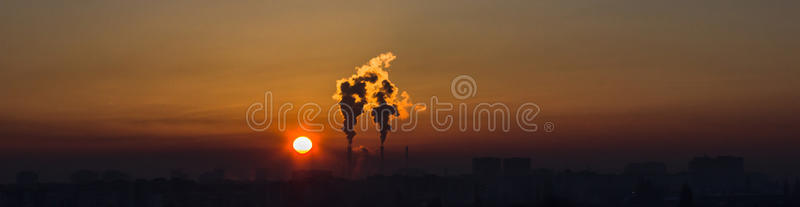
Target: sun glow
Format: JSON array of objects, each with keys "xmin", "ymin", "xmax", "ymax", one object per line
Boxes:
[{"xmin": 293, "ymin": 136, "xmax": 312, "ymax": 154}]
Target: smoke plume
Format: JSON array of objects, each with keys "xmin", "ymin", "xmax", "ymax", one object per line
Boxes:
[
  {"xmin": 333, "ymin": 52, "xmax": 417, "ymax": 142},
  {"xmin": 333, "ymin": 52, "xmax": 420, "ymax": 175},
  {"xmin": 372, "ymin": 80, "xmax": 398, "ymax": 145}
]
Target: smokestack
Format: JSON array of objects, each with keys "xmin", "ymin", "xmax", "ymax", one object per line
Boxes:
[
  {"xmin": 405, "ymin": 146, "xmax": 409, "ymax": 169},
  {"xmin": 346, "ymin": 141, "xmax": 352, "ymax": 177},
  {"xmin": 372, "ymin": 80, "xmax": 398, "ymax": 175},
  {"xmin": 332, "ymin": 52, "xmax": 421, "ymax": 177},
  {"xmin": 373, "ymin": 103, "xmax": 396, "ymax": 175},
  {"xmin": 336, "ymin": 75, "xmax": 375, "ymax": 178}
]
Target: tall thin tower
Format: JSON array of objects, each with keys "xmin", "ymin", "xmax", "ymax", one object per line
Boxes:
[
  {"xmin": 380, "ymin": 144, "xmax": 384, "ymax": 174},
  {"xmin": 346, "ymin": 141, "xmax": 352, "ymax": 178},
  {"xmin": 405, "ymin": 146, "xmax": 409, "ymax": 169}
]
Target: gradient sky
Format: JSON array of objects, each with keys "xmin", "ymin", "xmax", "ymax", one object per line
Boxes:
[{"xmin": 1, "ymin": 0, "xmax": 799, "ymax": 181}]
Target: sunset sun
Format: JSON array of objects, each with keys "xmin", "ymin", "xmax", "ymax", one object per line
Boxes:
[{"xmin": 293, "ymin": 136, "xmax": 312, "ymax": 154}]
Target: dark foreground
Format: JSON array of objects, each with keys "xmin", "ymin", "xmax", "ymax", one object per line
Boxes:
[{"xmin": 3, "ymin": 156, "xmax": 798, "ymax": 207}]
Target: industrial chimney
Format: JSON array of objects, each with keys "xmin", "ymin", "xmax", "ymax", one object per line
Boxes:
[{"xmin": 405, "ymin": 146, "xmax": 409, "ymax": 169}]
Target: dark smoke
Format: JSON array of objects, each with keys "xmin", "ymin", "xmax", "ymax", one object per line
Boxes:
[
  {"xmin": 372, "ymin": 80, "xmax": 398, "ymax": 145},
  {"xmin": 337, "ymin": 73, "xmax": 378, "ymax": 177},
  {"xmin": 338, "ymin": 73, "xmax": 378, "ymax": 143},
  {"xmin": 333, "ymin": 52, "xmax": 417, "ymax": 176},
  {"xmin": 372, "ymin": 80, "xmax": 398, "ymax": 174}
]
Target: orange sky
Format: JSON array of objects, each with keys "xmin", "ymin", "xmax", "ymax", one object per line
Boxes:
[{"xmin": 1, "ymin": 1, "xmax": 800, "ymax": 176}]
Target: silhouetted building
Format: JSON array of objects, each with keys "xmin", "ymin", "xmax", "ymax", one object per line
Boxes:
[
  {"xmin": 394, "ymin": 168, "xmax": 428, "ymax": 177},
  {"xmin": 689, "ymin": 156, "xmax": 746, "ymax": 194},
  {"xmin": 169, "ymin": 169, "xmax": 189, "ymax": 180},
  {"xmin": 291, "ymin": 170, "xmax": 333, "ymax": 182},
  {"xmin": 503, "ymin": 157, "xmax": 531, "ymax": 176},
  {"xmin": 624, "ymin": 162, "xmax": 667, "ymax": 176},
  {"xmin": 0, "ymin": 155, "xmax": 791, "ymax": 207},
  {"xmin": 254, "ymin": 168, "xmax": 270, "ymax": 182},
  {"xmin": 472, "ymin": 157, "xmax": 502, "ymax": 177},
  {"xmin": 102, "ymin": 170, "xmax": 130, "ymax": 182},
  {"xmin": 198, "ymin": 168, "xmax": 226, "ymax": 183},
  {"xmin": 689, "ymin": 156, "xmax": 743, "ymax": 174},
  {"xmin": 70, "ymin": 170, "xmax": 99, "ymax": 184},
  {"xmin": 679, "ymin": 183, "xmax": 693, "ymax": 207},
  {"xmin": 15, "ymin": 171, "xmax": 38, "ymax": 186},
  {"xmin": 627, "ymin": 180, "xmax": 665, "ymax": 207}
]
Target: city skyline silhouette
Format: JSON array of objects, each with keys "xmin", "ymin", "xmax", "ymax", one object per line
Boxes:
[{"xmin": 2, "ymin": 0, "xmax": 799, "ymax": 206}]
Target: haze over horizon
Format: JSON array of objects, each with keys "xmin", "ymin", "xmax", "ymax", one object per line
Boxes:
[{"xmin": 1, "ymin": 0, "xmax": 799, "ymax": 182}]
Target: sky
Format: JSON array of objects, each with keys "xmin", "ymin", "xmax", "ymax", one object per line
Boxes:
[{"xmin": 1, "ymin": 0, "xmax": 799, "ymax": 181}]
